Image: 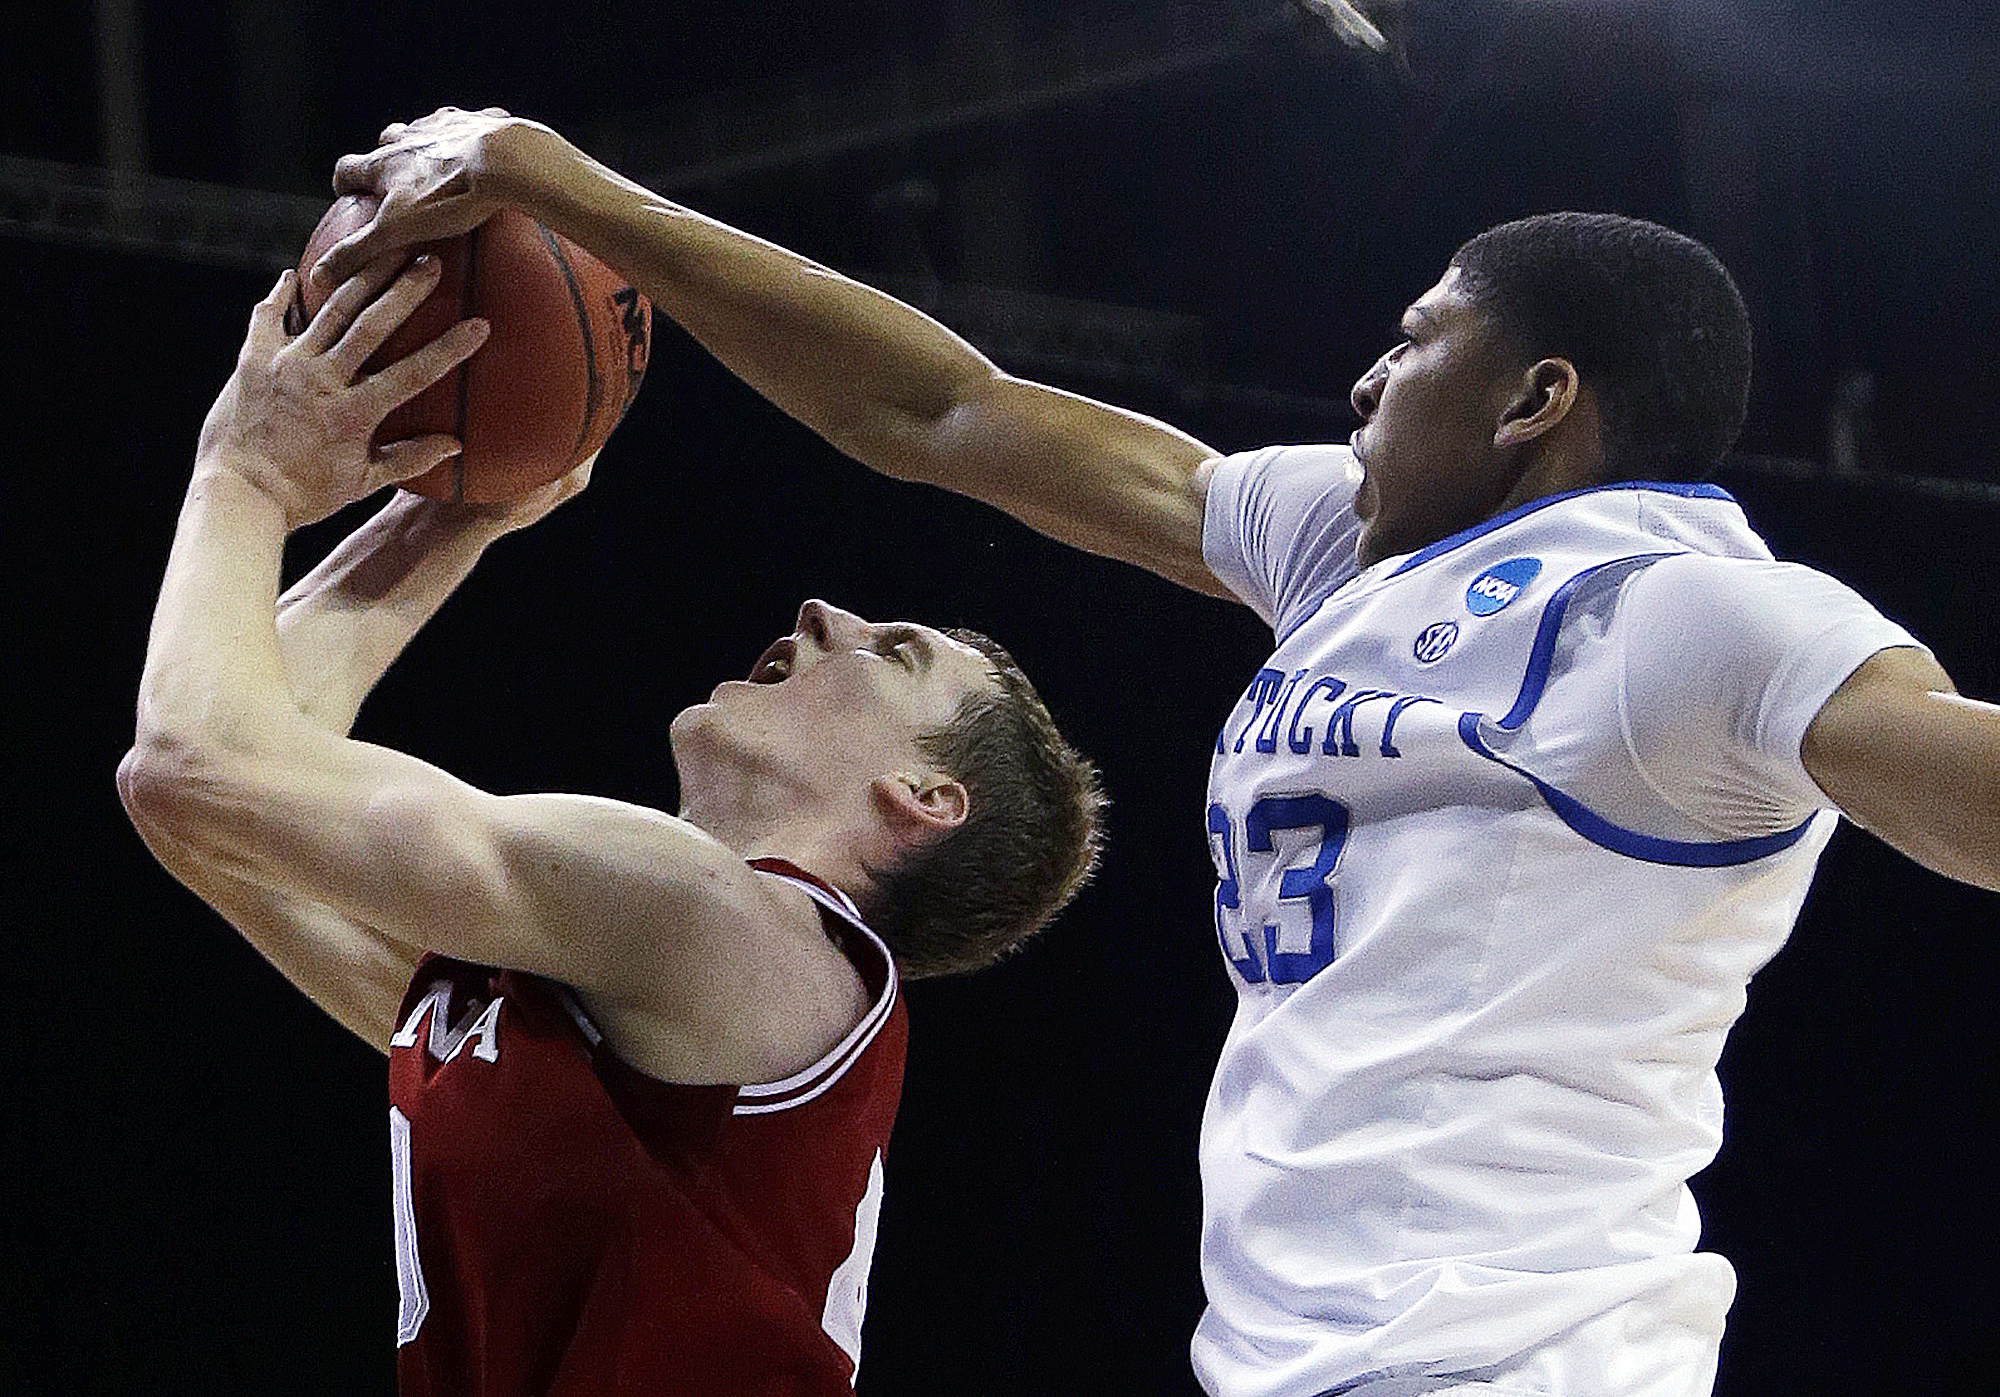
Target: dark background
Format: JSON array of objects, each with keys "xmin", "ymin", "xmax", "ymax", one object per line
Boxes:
[{"xmin": 6, "ymin": 2, "xmax": 1997, "ymax": 1393}]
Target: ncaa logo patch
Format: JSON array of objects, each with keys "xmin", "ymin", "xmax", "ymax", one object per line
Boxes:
[
  {"xmin": 1413, "ymin": 620, "xmax": 1459, "ymax": 664},
  {"xmin": 1465, "ymin": 557, "xmax": 1543, "ymax": 616}
]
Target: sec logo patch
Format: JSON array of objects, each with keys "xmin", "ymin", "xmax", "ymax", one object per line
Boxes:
[
  {"xmin": 1413, "ymin": 620, "xmax": 1459, "ymax": 663},
  {"xmin": 1466, "ymin": 557, "xmax": 1543, "ymax": 616}
]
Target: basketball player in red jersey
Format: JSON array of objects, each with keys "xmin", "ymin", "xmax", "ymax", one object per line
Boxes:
[{"xmin": 118, "ymin": 252, "xmax": 1102, "ymax": 1395}]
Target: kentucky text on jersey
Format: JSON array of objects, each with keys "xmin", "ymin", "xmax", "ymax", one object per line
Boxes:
[{"xmin": 1217, "ymin": 667, "xmax": 1442, "ymax": 760}]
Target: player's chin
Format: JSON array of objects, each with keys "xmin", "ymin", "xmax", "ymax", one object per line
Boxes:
[{"xmin": 670, "ymin": 699, "xmax": 729, "ymax": 743}]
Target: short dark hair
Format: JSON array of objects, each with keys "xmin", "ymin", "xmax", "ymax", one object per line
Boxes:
[
  {"xmin": 863, "ymin": 630, "xmax": 1105, "ymax": 978},
  {"xmin": 1449, "ymin": 212, "xmax": 1752, "ymax": 481}
]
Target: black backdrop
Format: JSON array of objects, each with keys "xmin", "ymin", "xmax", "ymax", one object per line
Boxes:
[{"xmin": 8, "ymin": 3, "xmax": 2000, "ymax": 1393}]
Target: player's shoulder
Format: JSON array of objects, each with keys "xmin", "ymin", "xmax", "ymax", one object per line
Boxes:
[
  {"xmin": 591, "ymin": 860, "xmax": 876, "ymax": 1086},
  {"xmin": 1207, "ymin": 442, "xmax": 1362, "ymax": 495},
  {"xmin": 685, "ymin": 854, "xmax": 873, "ymax": 1000},
  {"xmin": 1606, "ymin": 550, "xmax": 1901, "ymax": 682},
  {"xmin": 1621, "ymin": 550, "xmax": 1861, "ymax": 617},
  {"xmin": 743, "ymin": 861, "xmax": 878, "ymax": 972}
]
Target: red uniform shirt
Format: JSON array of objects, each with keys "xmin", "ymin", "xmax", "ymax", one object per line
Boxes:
[{"xmin": 385, "ymin": 860, "xmax": 905, "ymax": 1396}]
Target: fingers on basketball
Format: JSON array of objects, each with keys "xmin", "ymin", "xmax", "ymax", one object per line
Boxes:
[{"xmin": 293, "ymin": 196, "xmax": 652, "ymax": 504}]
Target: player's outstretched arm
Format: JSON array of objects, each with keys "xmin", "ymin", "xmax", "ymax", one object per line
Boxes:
[
  {"xmin": 119, "ymin": 255, "xmax": 484, "ymax": 1049},
  {"xmin": 1803, "ymin": 646, "xmax": 2000, "ymax": 892},
  {"xmin": 316, "ymin": 109, "xmax": 1232, "ymax": 597}
]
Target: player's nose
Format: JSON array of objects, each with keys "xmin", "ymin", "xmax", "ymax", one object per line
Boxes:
[
  {"xmin": 795, "ymin": 598, "xmax": 866, "ymax": 651},
  {"xmin": 1351, "ymin": 357, "xmax": 1386, "ymax": 421}
]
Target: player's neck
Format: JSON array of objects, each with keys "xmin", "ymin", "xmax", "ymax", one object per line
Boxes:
[
  {"xmin": 678, "ymin": 783, "xmax": 871, "ymax": 892},
  {"xmin": 1499, "ymin": 398, "xmax": 1607, "ymax": 513}
]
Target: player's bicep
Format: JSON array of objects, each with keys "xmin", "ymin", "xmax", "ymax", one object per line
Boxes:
[
  {"xmin": 244, "ymin": 753, "xmax": 801, "ymax": 1019},
  {"xmin": 126, "ymin": 724, "xmax": 832, "ymax": 1034},
  {"xmin": 1802, "ymin": 646, "xmax": 2000, "ymax": 891},
  {"xmin": 123, "ymin": 726, "xmax": 546, "ymax": 974}
]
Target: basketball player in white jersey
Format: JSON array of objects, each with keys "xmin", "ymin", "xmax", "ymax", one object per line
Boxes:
[{"xmin": 319, "ymin": 108, "xmax": 2000, "ymax": 1397}]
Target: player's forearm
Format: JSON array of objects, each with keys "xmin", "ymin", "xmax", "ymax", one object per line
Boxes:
[
  {"xmin": 126, "ymin": 455, "xmax": 357, "ymax": 872},
  {"xmin": 494, "ymin": 126, "xmax": 1000, "ymax": 485},
  {"xmin": 134, "ymin": 459, "xmax": 300, "ymax": 764},
  {"xmin": 277, "ymin": 492, "xmax": 508, "ymax": 734}
]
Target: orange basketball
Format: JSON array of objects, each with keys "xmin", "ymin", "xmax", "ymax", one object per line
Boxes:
[{"xmin": 295, "ymin": 194, "xmax": 651, "ymax": 503}]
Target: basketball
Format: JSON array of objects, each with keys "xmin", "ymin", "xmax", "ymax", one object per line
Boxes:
[{"xmin": 294, "ymin": 194, "xmax": 652, "ymax": 503}]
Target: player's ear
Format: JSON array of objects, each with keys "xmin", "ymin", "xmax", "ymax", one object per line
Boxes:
[
  {"xmin": 1494, "ymin": 358, "xmax": 1580, "ymax": 449},
  {"xmin": 871, "ymin": 772, "xmax": 969, "ymax": 846}
]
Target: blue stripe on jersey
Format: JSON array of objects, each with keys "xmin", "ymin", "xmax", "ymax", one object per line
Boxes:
[
  {"xmin": 1458, "ymin": 551, "xmax": 1817, "ymax": 868},
  {"xmin": 1497, "ymin": 553, "xmax": 1674, "ymax": 728},
  {"xmin": 1388, "ymin": 480, "xmax": 1736, "ymax": 579}
]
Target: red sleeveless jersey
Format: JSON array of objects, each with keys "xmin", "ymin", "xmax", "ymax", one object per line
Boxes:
[{"xmin": 384, "ymin": 860, "xmax": 905, "ymax": 1396}]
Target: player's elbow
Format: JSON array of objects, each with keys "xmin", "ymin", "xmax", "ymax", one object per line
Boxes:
[
  {"xmin": 120, "ymin": 734, "xmax": 188, "ymax": 830},
  {"xmin": 117, "ymin": 731, "xmax": 257, "ymax": 852},
  {"xmin": 848, "ymin": 364, "xmax": 1011, "ymax": 487}
]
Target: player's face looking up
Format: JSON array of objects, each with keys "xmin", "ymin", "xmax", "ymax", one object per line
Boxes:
[
  {"xmin": 672, "ymin": 598, "xmax": 995, "ymax": 825},
  {"xmin": 1348, "ymin": 266, "xmax": 1552, "ymax": 569}
]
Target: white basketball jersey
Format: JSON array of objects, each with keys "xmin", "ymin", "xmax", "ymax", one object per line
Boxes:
[{"xmin": 1193, "ymin": 446, "xmax": 1919, "ymax": 1397}]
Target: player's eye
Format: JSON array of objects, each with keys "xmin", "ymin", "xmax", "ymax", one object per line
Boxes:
[{"xmin": 864, "ymin": 637, "xmax": 915, "ymax": 668}]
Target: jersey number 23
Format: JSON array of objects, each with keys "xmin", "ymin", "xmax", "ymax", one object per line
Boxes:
[{"xmin": 1207, "ymin": 794, "xmax": 1350, "ymax": 985}]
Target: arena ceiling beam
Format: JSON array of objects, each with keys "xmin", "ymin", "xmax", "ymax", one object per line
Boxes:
[
  {"xmin": 0, "ymin": 153, "xmax": 328, "ymax": 271},
  {"xmin": 578, "ymin": 4, "xmax": 1300, "ymax": 193},
  {"xmin": 585, "ymin": 1, "xmax": 1998, "ymax": 196},
  {"xmin": 0, "ymin": 153, "xmax": 1205, "ymax": 392}
]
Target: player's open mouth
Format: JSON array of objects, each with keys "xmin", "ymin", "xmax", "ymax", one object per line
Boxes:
[{"xmin": 748, "ymin": 636, "xmax": 797, "ymax": 684}]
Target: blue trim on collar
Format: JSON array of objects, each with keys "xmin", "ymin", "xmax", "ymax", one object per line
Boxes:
[{"xmin": 1387, "ymin": 480, "xmax": 1736, "ymax": 579}]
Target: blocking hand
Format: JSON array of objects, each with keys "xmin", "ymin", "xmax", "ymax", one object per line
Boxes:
[{"xmin": 313, "ymin": 106, "xmax": 555, "ymax": 292}]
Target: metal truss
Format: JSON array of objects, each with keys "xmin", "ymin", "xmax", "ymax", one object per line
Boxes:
[
  {"xmin": 581, "ymin": 3, "xmax": 1304, "ymax": 192},
  {"xmin": 0, "ymin": 154, "xmax": 1206, "ymax": 389},
  {"xmin": 0, "ymin": 154, "xmax": 328, "ymax": 271}
]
